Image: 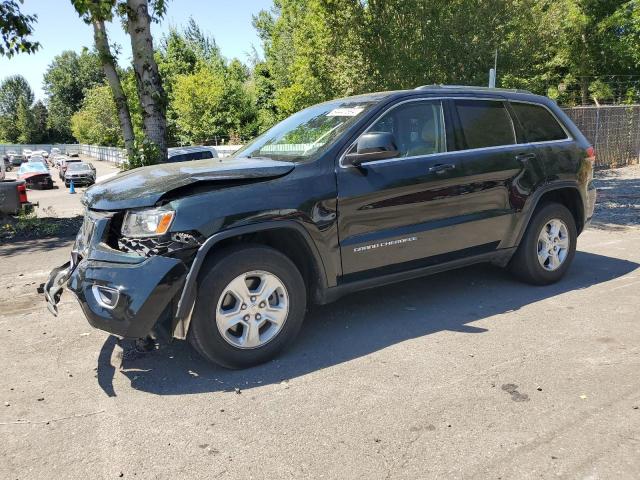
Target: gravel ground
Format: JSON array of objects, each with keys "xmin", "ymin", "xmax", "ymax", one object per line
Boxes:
[
  {"xmin": 592, "ymin": 163, "xmax": 640, "ymax": 229},
  {"xmin": 0, "ymin": 163, "xmax": 639, "ymax": 479}
]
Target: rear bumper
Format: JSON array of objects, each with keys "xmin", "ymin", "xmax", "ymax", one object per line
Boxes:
[
  {"xmin": 584, "ymin": 180, "xmax": 597, "ymax": 227},
  {"xmin": 45, "ymin": 255, "xmax": 188, "ymax": 338},
  {"xmin": 66, "ymin": 177, "xmax": 94, "ymax": 185}
]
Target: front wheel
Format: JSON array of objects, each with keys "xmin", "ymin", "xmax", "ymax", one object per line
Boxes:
[
  {"xmin": 509, "ymin": 202, "xmax": 577, "ymax": 285},
  {"xmin": 188, "ymin": 245, "xmax": 307, "ymax": 369}
]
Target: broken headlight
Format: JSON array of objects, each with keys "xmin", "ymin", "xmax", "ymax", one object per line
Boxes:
[{"xmin": 121, "ymin": 207, "xmax": 175, "ymax": 238}]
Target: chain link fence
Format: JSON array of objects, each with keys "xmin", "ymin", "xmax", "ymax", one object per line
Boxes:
[{"xmin": 563, "ymin": 105, "xmax": 640, "ymax": 169}]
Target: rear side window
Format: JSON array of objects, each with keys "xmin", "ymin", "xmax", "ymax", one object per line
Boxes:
[
  {"xmin": 453, "ymin": 100, "xmax": 515, "ymax": 150},
  {"xmin": 510, "ymin": 102, "xmax": 568, "ymax": 142}
]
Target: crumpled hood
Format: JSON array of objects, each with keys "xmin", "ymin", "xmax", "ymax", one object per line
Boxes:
[{"xmin": 83, "ymin": 157, "xmax": 295, "ymax": 210}]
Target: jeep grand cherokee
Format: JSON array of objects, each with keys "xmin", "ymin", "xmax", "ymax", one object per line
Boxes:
[{"xmin": 45, "ymin": 86, "xmax": 597, "ymax": 369}]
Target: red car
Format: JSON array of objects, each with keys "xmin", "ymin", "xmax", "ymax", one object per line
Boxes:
[{"xmin": 17, "ymin": 162, "xmax": 54, "ymax": 189}]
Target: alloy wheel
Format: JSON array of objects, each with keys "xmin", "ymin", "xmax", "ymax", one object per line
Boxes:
[
  {"xmin": 537, "ymin": 218, "xmax": 570, "ymax": 272},
  {"xmin": 215, "ymin": 270, "xmax": 289, "ymax": 349}
]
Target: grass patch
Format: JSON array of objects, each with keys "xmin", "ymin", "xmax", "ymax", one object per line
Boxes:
[{"xmin": 0, "ymin": 211, "xmax": 83, "ymax": 242}]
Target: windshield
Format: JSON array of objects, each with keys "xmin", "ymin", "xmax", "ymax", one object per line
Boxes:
[
  {"xmin": 68, "ymin": 163, "xmax": 91, "ymax": 171},
  {"xmin": 19, "ymin": 163, "xmax": 48, "ymax": 174},
  {"xmin": 234, "ymin": 98, "xmax": 381, "ymax": 162}
]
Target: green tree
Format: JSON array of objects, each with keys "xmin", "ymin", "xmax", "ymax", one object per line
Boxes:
[
  {"xmin": 172, "ymin": 60, "xmax": 256, "ymax": 144},
  {"xmin": 71, "ymin": 84, "xmax": 122, "ymax": 146},
  {"xmin": 0, "ymin": 0, "xmax": 39, "ymax": 57},
  {"xmin": 31, "ymin": 100, "xmax": 49, "ymax": 143},
  {"xmin": 43, "ymin": 49, "xmax": 105, "ymax": 141},
  {"xmin": 0, "ymin": 74, "xmax": 33, "ymax": 142},
  {"xmin": 15, "ymin": 94, "xmax": 33, "ymax": 143}
]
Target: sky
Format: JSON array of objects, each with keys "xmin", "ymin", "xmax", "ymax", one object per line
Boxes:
[{"xmin": 0, "ymin": 0, "xmax": 273, "ymax": 100}]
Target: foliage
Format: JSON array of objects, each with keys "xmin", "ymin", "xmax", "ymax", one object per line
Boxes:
[
  {"xmin": 30, "ymin": 100, "xmax": 49, "ymax": 143},
  {"xmin": 172, "ymin": 60, "xmax": 256, "ymax": 144},
  {"xmin": 43, "ymin": 48, "xmax": 105, "ymax": 141},
  {"xmin": 71, "ymin": 85, "xmax": 122, "ymax": 146},
  {"xmin": 122, "ymin": 137, "xmax": 162, "ymax": 170},
  {"xmin": 15, "ymin": 93, "xmax": 33, "ymax": 143},
  {"xmin": 0, "ymin": 74, "xmax": 33, "ymax": 142},
  {"xmin": 254, "ymin": 0, "xmax": 640, "ymax": 119},
  {"xmin": 0, "ymin": 0, "xmax": 39, "ymax": 57},
  {"xmin": 158, "ymin": 21, "xmax": 257, "ymax": 145}
]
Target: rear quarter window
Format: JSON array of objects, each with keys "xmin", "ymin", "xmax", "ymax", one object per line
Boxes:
[
  {"xmin": 510, "ymin": 102, "xmax": 568, "ymax": 142},
  {"xmin": 453, "ymin": 100, "xmax": 515, "ymax": 150}
]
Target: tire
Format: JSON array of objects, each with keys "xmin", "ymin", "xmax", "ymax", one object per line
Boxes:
[
  {"xmin": 188, "ymin": 245, "xmax": 307, "ymax": 369},
  {"xmin": 509, "ymin": 202, "xmax": 577, "ymax": 285}
]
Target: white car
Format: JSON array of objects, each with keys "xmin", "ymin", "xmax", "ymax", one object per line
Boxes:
[
  {"xmin": 22, "ymin": 149, "xmax": 33, "ymax": 159},
  {"xmin": 51, "ymin": 148, "xmax": 61, "ymax": 156},
  {"xmin": 33, "ymin": 149, "xmax": 49, "ymax": 159}
]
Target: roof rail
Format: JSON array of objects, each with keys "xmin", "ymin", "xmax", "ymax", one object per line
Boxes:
[{"xmin": 414, "ymin": 84, "xmax": 532, "ymax": 94}]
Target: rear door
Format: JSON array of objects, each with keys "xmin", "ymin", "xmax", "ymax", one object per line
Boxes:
[
  {"xmin": 508, "ymin": 101, "xmax": 573, "ymax": 180},
  {"xmin": 444, "ymin": 98, "xmax": 544, "ymax": 247}
]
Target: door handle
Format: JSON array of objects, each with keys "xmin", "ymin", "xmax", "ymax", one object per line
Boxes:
[
  {"xmin": 515, "ymin": 153, "xmax": 536, "ymax": 163},
  {"xmin": 428, "ymin": 163, "xmax": 456, "ymax": 174}
]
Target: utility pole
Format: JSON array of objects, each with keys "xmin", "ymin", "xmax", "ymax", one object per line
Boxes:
[{"xmin": 489, "ymin": 49, "xmax": 498, "ymax": 88}]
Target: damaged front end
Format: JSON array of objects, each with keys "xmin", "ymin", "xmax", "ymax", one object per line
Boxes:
[
  {"xmin": 44, "ymin": 209, "xmax": 200, "ymax": 338},
  {"xmin": 43, "ymin": 156, "xmax": 296, "ymax": 339}
]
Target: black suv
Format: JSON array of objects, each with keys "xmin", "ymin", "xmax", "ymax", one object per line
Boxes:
[{"xmin": 45, "ymin": 86, "xmax": 596, "ymax": 369}]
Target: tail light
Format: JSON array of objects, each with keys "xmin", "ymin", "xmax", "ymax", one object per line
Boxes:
[
  {"xmin": 585, "ymin": 146, "xmax": 596, "ymax": 164},
  {"xmin": 17, "ymin": 183, "xmax": 28, "ymax": 203}
]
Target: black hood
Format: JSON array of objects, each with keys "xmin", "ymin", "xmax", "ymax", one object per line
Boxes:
[{"xmin": 83, "ymin": 157, "xmax": 295, "ymax": 210}]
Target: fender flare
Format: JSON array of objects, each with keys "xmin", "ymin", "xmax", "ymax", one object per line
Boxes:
[
  {"xmin": 512, "ymin": 181, "xmax": 584, "ymax": 247},
  {"xmin": 172, "ymin": 220, "xmax": 328, "ymax": 339}
]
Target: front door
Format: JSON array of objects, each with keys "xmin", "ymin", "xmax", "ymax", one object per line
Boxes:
[{"xmin": 337, "ymin": 99, "xmax": 471, "ymax": 281}]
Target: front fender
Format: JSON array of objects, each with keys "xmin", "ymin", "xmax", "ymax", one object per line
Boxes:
[{"xmin": 171, "ymin": 220, "xmax": 328, "ymax": 339}]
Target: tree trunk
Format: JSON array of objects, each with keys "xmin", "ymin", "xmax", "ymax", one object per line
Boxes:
[
  {"xmin": 125, "ymin": 0, "xmax": 167, "ymax": 162},
  {"xmin": 91, "ymin": 18, "xmax": 136, "ymax": 160},
  {"xmin": 581, "ymin": 77, "xmax": 589, "ymax": 106}
]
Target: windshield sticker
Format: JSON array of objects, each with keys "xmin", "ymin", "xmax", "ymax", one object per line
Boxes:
[{"xmin": 327, "ymin": 107, "xmax": 365, "ymax": 117}]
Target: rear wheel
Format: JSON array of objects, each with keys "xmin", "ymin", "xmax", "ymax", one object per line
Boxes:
[
  {"xmin": 188, "ymin": 245, "xmax": 307, "ymax": 369},
  {"xmin": 509, "ymin": 202, "xmax": 577, "ymax": 285}
]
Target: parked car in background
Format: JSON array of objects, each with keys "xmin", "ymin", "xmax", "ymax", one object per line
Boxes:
[
  {"xmin": 0, "ymin": 161, "xmax": 31, "ymax": 215},
  {"xmin": 22, "ymin": 149, "xmax": 33, "ymax": 159},
  {"xmin": 17, "ymin": 162, "xmax": 54, "ymax": 189},
  {"xmin": 51, "ymin": 147, "xmax": 61, "ymax": 157},
  {"xmin": 65, "ymin": 147, "xmax": 80, "ymax": 157},
  {"xmin": 32, "ymin": 149, "xmax": 49, "ymax": 159},
  {"xmin": 59, "ymin": 158, "xmax": 82, "ymax": 179},
  {"xmin": 2, "ymin": 153, "xmax": 11, "ymax": 172},
  {"xmin": 166, "ymin": 146, "xmax": 219, "ymax": 163},
  {"xmin": 64, "ymin": 162, "xmax": 95, "ymax": 187},
  {"xmin": 8, "ymin": 151, "xmax": 25, "ymax": 166},
  {"xmin": 29, "ymin": 155, "xmax": 48, "ymax": 168},
  {"xmin": 52, "ymin": 154, "xmax": 67, "ymax": 168}
]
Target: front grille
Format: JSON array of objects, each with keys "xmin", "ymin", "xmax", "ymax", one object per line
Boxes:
[{"xmin": 118, "ymin": 231, "xmax": 202, "ymax": 257}]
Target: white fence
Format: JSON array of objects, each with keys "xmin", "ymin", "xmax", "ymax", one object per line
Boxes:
[{"xmin": 0, "ymin": 143, "xmax": 243, "ymax": 163}]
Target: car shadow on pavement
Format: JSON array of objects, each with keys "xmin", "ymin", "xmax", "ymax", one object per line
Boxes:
[{"xmin": 97, "ymin": 250, "xmax": 638, "ymax": 397}]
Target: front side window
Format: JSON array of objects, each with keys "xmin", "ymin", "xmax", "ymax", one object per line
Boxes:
[
  {"xmin": 361, "ymin": 100, "xmax": 446, "ymax": 158},
  {"xmin": 510, "ymin": 102, "xmax": 568, "ymax": 142},
  {"xmin": 454, "ymin": 100, "xmax": 515, "ymax": 150}
]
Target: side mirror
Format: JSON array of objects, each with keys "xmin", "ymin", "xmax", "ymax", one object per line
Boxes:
[{"xmin": 344, "ymin": 132, "xmax": 399, "ymax": 166}]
